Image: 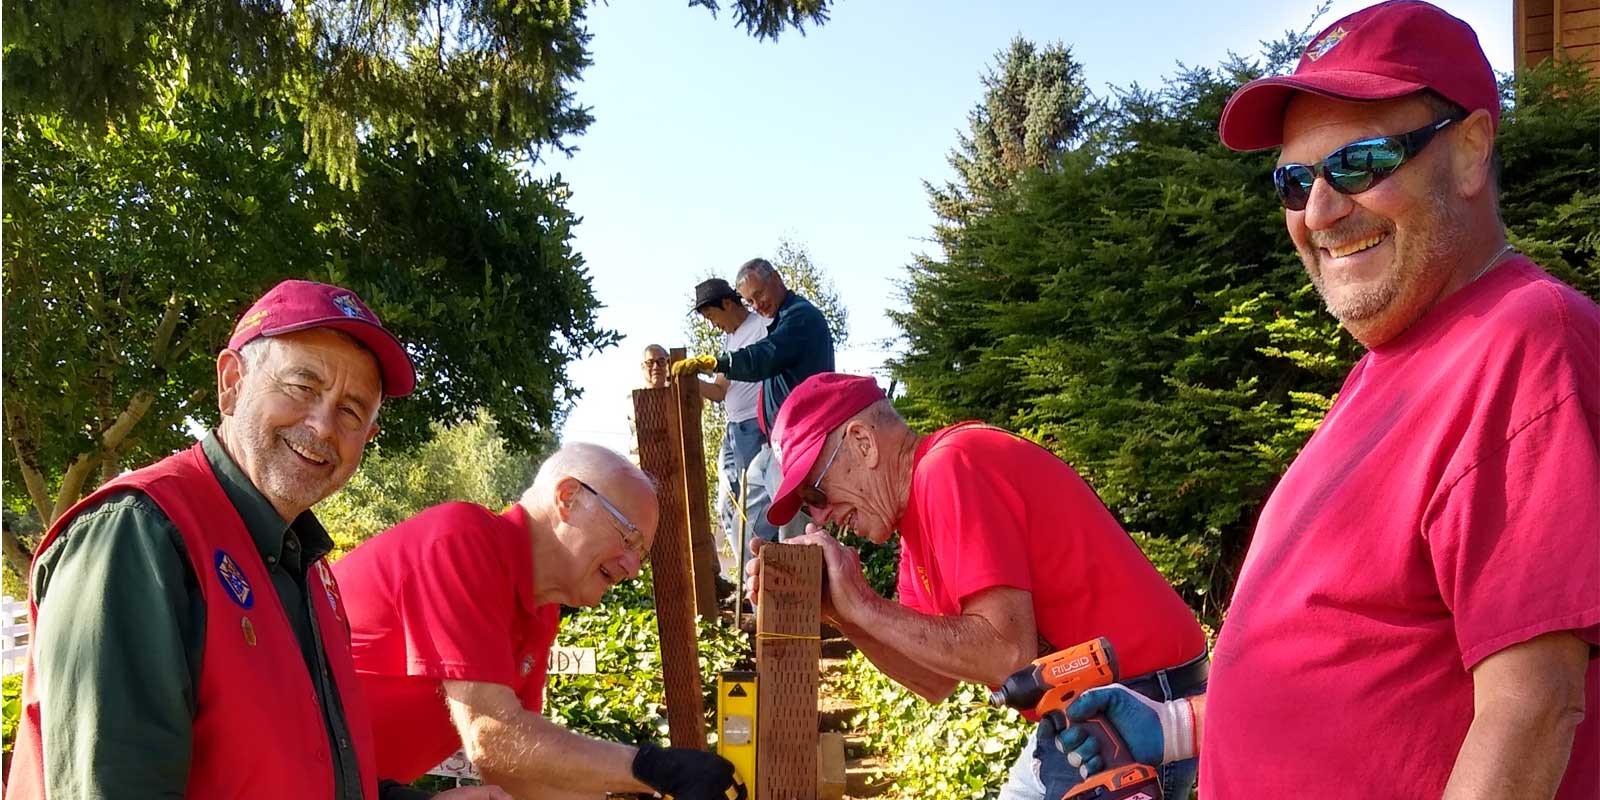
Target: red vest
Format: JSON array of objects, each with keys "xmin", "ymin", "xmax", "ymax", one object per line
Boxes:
[{"xmin": 6, "ymin": 443, "xmax": 377, "ymax": 800}]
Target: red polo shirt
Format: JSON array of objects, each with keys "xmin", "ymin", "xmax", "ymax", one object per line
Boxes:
[{"xmin": 333, "ymin": 502, "xmax": 562, "ymax": 782}]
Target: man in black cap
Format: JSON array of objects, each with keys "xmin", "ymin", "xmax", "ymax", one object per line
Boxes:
[{"xmin": 688, "ymin": 278, "xmax": 777, "ymax": 568}]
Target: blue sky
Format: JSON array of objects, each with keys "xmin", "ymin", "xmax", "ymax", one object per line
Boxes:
[{"xmin": 550, "ymin": 0, "xmax": 1513, "ymax": 455}]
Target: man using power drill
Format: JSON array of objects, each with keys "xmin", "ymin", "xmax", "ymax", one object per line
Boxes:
[
  {"xmin": 1056, "ymin": 3, "xmax": 1598, "ymax": 798},
  {"xmin": 744, "ymin": 373, "xmax": 1208, "ymax": 800}
]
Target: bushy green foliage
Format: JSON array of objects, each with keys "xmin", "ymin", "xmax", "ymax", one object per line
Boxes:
[
  {"xmin": 892, "ymin": 46, "xmax": 1599, "ymax": 625},
  {"xmin": 2, "ymin": 673, "xmax": 20, "ymax": 758},
  {"xmin": 1497, "ymin": 58, "xmax": 1600, "ymax": 298},
  {"xmin": 831, "ymin": 651, "xmax": 1028, "ymax": 800},
  {"xmin": 317, "ymin": 412, "xmax": 552, "ymax": 557},
  {"xmin": 836, "ymin": 530, "xmax": 899, "ymax": 599}
]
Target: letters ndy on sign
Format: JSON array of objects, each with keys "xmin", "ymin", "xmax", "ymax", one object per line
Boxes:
[{"xmin": 548, "ymin": 646, "xmax": 597, "ymax": 675}]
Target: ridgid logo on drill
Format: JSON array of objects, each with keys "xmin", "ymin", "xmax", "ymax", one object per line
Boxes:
[{"xmin": 1049, "ymin": 656, "xmax": 1092, "ymax": 680}]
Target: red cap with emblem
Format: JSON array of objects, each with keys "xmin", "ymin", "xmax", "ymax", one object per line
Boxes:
[
  {"xmin": 228, "ymin": 279, "xmax": 417, "ymax": 397},
  {"xmin": 766, "ymin": 372, "xmax": 887, "ymax": 526},
  {"xmin": 1218, "ymin": 0, "xmax": 1499, "ymax": 152}
]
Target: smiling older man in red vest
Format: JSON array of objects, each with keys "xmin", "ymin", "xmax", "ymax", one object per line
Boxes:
[{"xmin": 6, "ymin": 280, "xmax": 505, "ymax": 800}]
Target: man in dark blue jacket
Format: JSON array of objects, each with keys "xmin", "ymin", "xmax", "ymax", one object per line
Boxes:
[{"xmin": 674, "ymin": 257, "xmax": 835, "ymax": 540}]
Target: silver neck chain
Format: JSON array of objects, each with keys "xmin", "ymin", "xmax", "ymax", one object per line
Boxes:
[{"xmin": 1467, "ymin": 243, "xmax": 1515, "ymax": 286}]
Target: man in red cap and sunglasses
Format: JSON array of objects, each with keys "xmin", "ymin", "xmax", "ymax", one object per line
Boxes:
[
  {"xmin": 746, "ymin": 372, "xmax": 1208, "ymax": 800},
  {"xmin": 1053, "ymin": 3, "xmax": 1598, "ymax": 798},
  {"xmin": 8, "ymin": 280, "xmax": 504, "ymax": 800}
]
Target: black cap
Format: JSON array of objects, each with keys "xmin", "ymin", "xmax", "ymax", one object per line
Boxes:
[{"xmin": 691, "ymin": 278, "xmax": 742, "ymax": 313}]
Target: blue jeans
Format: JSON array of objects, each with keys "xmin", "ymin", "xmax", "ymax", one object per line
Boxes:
[
  {"xmin": 998, "ymin": 656, "xmax": 1207, "ymax": 800},
  {"xmin": 744, "ymin": 445, "xmax": 811, "ymax": 544},
  {"xmin": 718, "ymin": 418, "xmax": 767, "ymax": 573}
]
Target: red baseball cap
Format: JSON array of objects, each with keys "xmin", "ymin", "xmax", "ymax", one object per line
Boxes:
[
  {"xmin": 1218, "ymin": 1, "xmax": 1498, "ymax": 152},
  {"xmin": 766, "ymin": 373, "xmax": 887, "ymax": 526},
  {"xmin": 228, "ymin": 279, "xmax": 417, "ymax": 397}
]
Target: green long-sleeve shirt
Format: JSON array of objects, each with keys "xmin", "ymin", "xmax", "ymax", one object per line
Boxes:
[{"xmin": 29, "ymin": 432, "xmax": 382, "ymax": 799}]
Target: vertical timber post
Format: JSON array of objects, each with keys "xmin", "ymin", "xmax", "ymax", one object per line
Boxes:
[
  {"xmin": 756, "ymin": 543, "xmax": 822, "ymax": 800},
  {"xmin": 670, "ymin": 347, "xmax": 721, "ymax": 619},
  {"xmin": 632, "ymin": 386, "xmax": 707, "ymax": 748}
]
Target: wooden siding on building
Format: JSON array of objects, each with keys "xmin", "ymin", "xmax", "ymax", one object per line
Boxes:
[{"xmin": 1517, "ymin": 0, "xmax": 1600, "ymax": 76}]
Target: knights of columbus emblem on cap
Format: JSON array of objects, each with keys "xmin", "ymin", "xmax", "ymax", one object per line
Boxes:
[
  {"xmin": 214, "ymin": 550, "xmax": 255, "ymax": 609},
  {"xmin": 332, "ymin": 294, "xmax": 365, "ymax": 319},
  {"xmin": 1306, "ymin": 26, "xmax": 1347, "ymax": 61}
]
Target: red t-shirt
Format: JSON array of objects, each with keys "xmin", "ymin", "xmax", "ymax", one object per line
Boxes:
[
  {"xmin": 332, "ymin": 502, "xmax": 562, "ymax": 782},
  {"xmin": 896, "ymin": 424, "xmax": 1207, "ymax": 686},
  {"xmin": 1205, "ymin": 259, "xmax": 1600, "ymax": 798}
]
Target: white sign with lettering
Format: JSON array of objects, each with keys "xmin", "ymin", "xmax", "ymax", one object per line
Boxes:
[{"xmin": 547, "ymin": 646, "xmax": 597, "ymax": 675}]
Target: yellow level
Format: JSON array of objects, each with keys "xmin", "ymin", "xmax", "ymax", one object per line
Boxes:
[{"xmin": 716, "ymin": 670, "xmax": 757, "ymax": 796}]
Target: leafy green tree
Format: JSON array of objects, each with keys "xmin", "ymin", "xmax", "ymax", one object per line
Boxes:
[
  {"xmin": 891, "ymin": 43, "xmax": 1597, "ymax": 626},
  {"xmin": 316, "ymin": 411, "xmax": 553, "ymax": 556},
  {"xmin": 1, "ymin": 102, "xmax": 612, "ymax": 579},
  {"xmin": 3, "ymin": 0, "xmax": 834, "ymax": 185}
]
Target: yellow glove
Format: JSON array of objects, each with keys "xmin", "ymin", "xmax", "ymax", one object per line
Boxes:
[{"xmin": 670, "ymin": 354, "xmax": 719, "ymax": 377}]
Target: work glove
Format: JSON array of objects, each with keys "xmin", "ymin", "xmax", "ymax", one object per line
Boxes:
[
  {"xmin": 1053, "ymin": 684, "xmax": 1199, "ymax": 779},
  {"xmin": 670, "ymin": 354, "xmax": 719, "ymax": 377},
  {"xmin": 632, "ymin": 742, "xmax": 748, "ymax": 800}
]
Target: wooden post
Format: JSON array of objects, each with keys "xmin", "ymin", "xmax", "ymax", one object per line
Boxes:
[
  {"xmin": 756, "ymin": 543, "xmax": 822, "ymax": 800},
  {"xmin": 632, "ymin": 386, "xmax": 707, "ymax": 748},
  {"xmin": 670, "ymin": 347, "xmax": 721, "ymax": 619}
]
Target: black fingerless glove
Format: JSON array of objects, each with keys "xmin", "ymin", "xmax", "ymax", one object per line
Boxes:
[{"xmin": 631, "ymin": 743, "xmax": 747, "ymax": 800}]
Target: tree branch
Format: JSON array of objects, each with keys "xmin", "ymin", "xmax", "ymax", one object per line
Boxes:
[
  {"xmin": 150, "ymin": 290, "xmax": 185, "ymax": 368},
  {"xmin": 51, "ymin": 388, "xmax": 157, "ymax": 522},
  {"xmin": 4, "ymin": 402, "xmax": 57, "ymax": 526},
  {"xmin": 2, "ymin": 516, "xmax": 37, "ymax": 588}
]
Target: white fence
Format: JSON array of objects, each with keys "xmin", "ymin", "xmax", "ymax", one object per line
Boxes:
[{"xmin": 3, "ymin": 595, "xmax": 28, "ymax": 676}]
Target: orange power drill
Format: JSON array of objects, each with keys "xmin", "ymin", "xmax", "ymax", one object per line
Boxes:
[{"xmin": 988, "ymin": 637, "xmax": 1163, "ymax": 800}]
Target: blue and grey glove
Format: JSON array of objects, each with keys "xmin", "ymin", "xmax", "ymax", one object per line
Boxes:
[{"xmin": 1054, "ymin": 683, "xmax": 1199, "ymax": 779}]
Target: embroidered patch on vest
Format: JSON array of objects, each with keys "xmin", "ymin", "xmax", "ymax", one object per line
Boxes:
[
  {"xmin": 214, "ymin": 550, "xmax": 254, "ymax": 609},
  {"xmin": 241, "ymin": 616, "xmax": 257, "ymax": 647},
  {"xmin": 519, "ymin": 653, "xmax": 536, "ymax": 676},
  {"xmin": 314, "ymin": 560, "xmax": 344, "ymax": 620}
]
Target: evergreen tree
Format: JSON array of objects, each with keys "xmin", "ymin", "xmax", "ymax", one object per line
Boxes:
[{"xmin": 927, "ymin": 37, "xmax": 1098, "ymax": 227}]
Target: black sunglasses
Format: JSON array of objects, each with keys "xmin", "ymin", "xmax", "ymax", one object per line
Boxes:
[{"xmin": 1273, "ymin": 114, "xmax": 1463, "ymax": 211}]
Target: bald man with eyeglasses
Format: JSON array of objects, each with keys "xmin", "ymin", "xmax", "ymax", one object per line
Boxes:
[{"xmin": 333, "ymin": 443, "xmax": 746, "ymax": 800}]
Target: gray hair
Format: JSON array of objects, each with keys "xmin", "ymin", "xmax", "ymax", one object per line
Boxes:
[
  {"xmin": 522, "ymin": 442, "xmax": 655, "ymax": 510},
  {"xmin": 735, "ymin": 257, "xmax": 778, "ymax": 286},
  {"xmin": 237, "ymin": 337, "xmax": 272, "ymax": 369}
]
